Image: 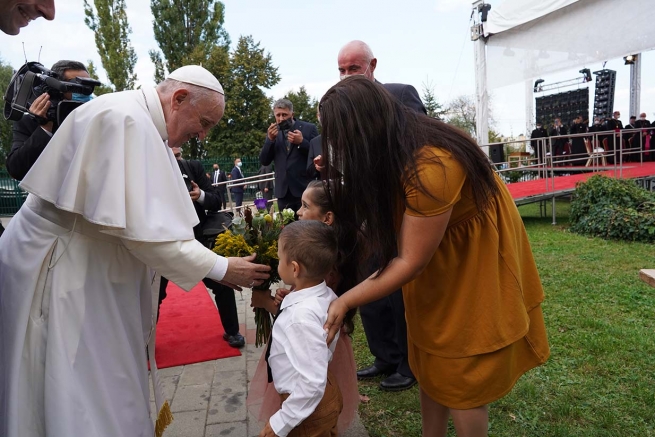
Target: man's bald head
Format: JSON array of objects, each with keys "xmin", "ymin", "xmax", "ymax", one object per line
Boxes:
[
  {"xmin": 157, "ymin": 78, "xmax": 225, "ymax": 148},
  {"xmin": 337, "ymin": 40, "xmax": 376, "ymax": 81}
]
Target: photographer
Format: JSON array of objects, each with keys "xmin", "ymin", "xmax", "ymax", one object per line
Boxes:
[
  {"xmin": 158, "ymin": 147, "xmax": 245, "ymax": 348},
  {"xmin": 260, "ymin": 99, "xmax": 318, "ymax": 212},
  {"xmin": 6, "ymin": 60, "xmax": 91, "ymax": 180}
]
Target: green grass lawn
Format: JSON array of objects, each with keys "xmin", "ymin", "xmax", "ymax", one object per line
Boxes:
[{"xmin": 352, "ymin": 199, "xmax": 655, "ymax": 436}]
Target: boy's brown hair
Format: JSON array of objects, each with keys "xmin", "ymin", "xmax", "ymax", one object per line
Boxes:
[{"xmin": 279, "ymin": 220, "xmax": 338, "ymax": 280}]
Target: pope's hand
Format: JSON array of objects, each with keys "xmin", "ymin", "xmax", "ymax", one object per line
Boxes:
[
  {"xmin": 324, "ymin": 296, "xmax": 348, "ymax": 344},
  {"xmin": 259, "ymin": 421, "xmax": 278, "ymax": 437},
  {"xmin": 189, "ymin": 181, "xmax": 201, "ymax": 201},
  {"xmin": 223, "ymin": 253, "xmax": 271, "ymax": 288}
]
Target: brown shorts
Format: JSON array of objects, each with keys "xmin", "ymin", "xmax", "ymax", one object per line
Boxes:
[{"xmin": 280, "ymin": 371, "xmax": 343, "ymax": 437}]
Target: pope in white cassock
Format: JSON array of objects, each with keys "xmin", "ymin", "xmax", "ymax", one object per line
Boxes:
[{"xmin": 0, "ymin": 65, "xmax": 270, "ymax": 437}]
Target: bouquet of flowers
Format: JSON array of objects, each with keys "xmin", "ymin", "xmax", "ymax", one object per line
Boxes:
[{"xmin": 212, "ymin": 198, "xmax": 295, "ymax": 346}]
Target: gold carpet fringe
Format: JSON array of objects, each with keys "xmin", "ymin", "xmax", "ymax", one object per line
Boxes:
[{"xmin": 154, "ymin": 400, "xmax": 173, "ymax": 437}]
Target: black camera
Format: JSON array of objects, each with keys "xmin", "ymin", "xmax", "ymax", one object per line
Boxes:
[
  {"xmin": 3, "ymin": 61, "xmax": 101, "ymax": 125},
  {"xmin": 277, "ymin": 118, "xmax": 293, "ymax": 131}
]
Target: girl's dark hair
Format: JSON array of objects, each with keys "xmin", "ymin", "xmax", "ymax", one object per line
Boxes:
[
  {"xmin": 319, "ymin": 75, "xmax": 499, "ymax": 273},
  {"xmin": 304, "ymin": 180, "xmax": 358, "ymax": 334}
]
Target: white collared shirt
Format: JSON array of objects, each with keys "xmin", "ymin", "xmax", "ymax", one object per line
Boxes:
[{"xmin": 268, "ymin": 281, "xmax": 340, "ymax": 437}]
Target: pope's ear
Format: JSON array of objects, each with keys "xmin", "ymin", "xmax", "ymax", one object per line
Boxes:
[{"xmin": 171, "ymin": 89, "xmax": 190, "ymax": 109}]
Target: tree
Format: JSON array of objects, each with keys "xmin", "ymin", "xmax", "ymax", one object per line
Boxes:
[
  {"xmin": 444, "ymin": 94, "xmax": 499, "ymax": 143},
  {"xmin": 84, "ymin": 0, "xmax": 138, "ymax": 92},
  {"xmin": 422, "ymin": 81, "xmax": 446, "ymax": 119},
  {"xmin": 0, "ymin": 57, "xmax": 14, "ymax": 168},
  {"xmin": 283, "ymin": 86, "xmax": 319, "ymax": 126},
  {"xmin": 207, "ymin": 35, "xmax": 280, "ymax": 158},
  {"xmin": 149, "ymin": 0, "xmax": 230, "ymax": 74},
  {"xmin": 86, "ymin": 60, "xmax": 113, "ymax": 96}
]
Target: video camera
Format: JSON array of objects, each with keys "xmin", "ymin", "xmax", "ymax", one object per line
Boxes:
[{"xmin": 3, "ymin": 61, "xmax": 101, "ymax": 125}]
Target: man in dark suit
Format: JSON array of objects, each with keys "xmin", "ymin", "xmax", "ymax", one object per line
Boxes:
[
  {"xmin": 530, "ymin": 121, "xmax": 548, "ymax": 165},
  {"xmin": 257, "ymin": 164, "xmax": 274, "ymax": 207},
  {"xmin": 329, "ymin": 40, "xmax": 425, "ymax": 392},
  {"xmin": 260, "ymin": 98, "xmax": 319, "ymax": 212},
  {"xmin": 157, "ymin": 147, "xmax": 245, "ymax": 348},
  {"xmin": 549, "ymin": 118, "xmax": 568, "ymax": 165},
  {"xmin": 603, "ymin": 111, "xmax": 624, "ymax": 164},
  {"xmin": 7, "ymin": 60, "xmax": 90, "ymax": 180},
  {"xmin": 230, "ymin": 157, "xmax": 245, "ymax": 209},
  {"xmin": 211, "ymin": 163, "xmax": 228, "ymax": 209}
]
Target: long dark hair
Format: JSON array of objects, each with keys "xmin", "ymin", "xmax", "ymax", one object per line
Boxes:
[
  {"xmin": 305, "ymin": 180, "xmax": 359, "ymax": 334},
  {"xmin": 319, "ymin": 76, "xmax": 499, "ymax": 272}
]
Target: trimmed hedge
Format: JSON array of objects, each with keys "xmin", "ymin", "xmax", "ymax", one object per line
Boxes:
[{"xmin": 570, "ymin": 175, "xmax": 655, "ymax": 243}]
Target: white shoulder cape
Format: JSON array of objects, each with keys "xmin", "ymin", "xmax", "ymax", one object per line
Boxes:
[{"xmin": 19, "ymin": 87, "xmax": 198, "ymax": 242}]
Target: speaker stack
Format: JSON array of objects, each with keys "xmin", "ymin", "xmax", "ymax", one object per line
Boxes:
[
  {"xmin": 535, "ymin": 88, "xmax": 590, "ymax": 128},
  {"xmin": 592, "ymin": 69, "xmax": 616, "ymax": 121}
]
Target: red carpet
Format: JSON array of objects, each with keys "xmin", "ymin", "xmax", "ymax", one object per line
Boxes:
[{"xmin": 155, "ymin": 281, "xmax": 241, "ymax": 369}]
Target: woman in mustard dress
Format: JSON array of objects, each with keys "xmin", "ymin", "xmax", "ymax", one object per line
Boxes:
[{"xmin": 318, "ymin": 76, "xmax": 550, "ymax": 436}]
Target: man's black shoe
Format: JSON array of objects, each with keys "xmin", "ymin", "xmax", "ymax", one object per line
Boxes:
[
  {"xmin": 356, "ymin": 365, "xmax": 394, "ymax": 380},
  {"xmin": 222, "ymin": 332, "xmax": 245, "ymax": 348},
  {"xmin": 379, "ymin": 373, "xmax": 417, "ymax": 392}
]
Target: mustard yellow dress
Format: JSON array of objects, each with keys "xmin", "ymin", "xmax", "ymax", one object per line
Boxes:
[{"xmin": 402, "ymin": 147, "xmax": 550, "ymax": 409}]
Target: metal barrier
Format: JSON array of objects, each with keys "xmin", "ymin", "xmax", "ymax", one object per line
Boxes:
[
  {"xmin": 480, "ymin": 126, "xmax": 654, "ymax": 224},
  {"xmin": 213, "ymin": 172, "xmax": 276, "ymax": 215},
  {"xmin": 0, "ymin": 170, "xmax": 26, "ymax": 216}
]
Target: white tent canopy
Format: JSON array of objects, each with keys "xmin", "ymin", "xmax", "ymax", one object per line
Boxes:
[{"xmin": 474, "ymin": 0, "xmax": 655, "ymax": 144}]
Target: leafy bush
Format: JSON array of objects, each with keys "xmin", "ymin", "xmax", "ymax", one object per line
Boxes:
[{"xmin": 570, "ymin": 175, "xmax": 655, "ymax": 242}]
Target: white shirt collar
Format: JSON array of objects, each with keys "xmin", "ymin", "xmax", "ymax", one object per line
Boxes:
[{"xmin": 280, "ymin": 281, "xmax": 330, "ymax": 311}]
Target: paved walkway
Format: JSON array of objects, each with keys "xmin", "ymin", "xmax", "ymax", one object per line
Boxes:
[{"xmin": 153, "ymin": 287, "xmax": 370, "ymax": 437}]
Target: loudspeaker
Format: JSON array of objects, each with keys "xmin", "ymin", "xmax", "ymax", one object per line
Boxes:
[{"xmin": 490, "ymin": 144, "xmax": 505, "ymax": 164}]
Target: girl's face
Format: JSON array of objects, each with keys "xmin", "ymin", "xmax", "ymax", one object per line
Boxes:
[{"xmin": 298, "ymin": 188, "xmax": 329, "ymax": 223}]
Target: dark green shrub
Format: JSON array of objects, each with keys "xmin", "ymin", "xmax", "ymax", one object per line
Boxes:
[{"xmin": 570, "ymin": 175, "xmax": 655, "ymax": 242}]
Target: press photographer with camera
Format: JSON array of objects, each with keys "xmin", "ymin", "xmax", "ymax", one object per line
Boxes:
[
  {"xmin": 158, "ymin": 147, "xmax": 245, "ymax": 348},
  {"xmin": 6, "ymin": 60, "xmax": 93, "ymax": 180},
  {"xmin": 260, "ymin": 98, "xmax": 318, "ymax": 212}
]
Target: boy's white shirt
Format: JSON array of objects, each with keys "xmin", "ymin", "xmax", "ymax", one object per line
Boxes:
[{"xmin": 268, "ymin": 281, "xmax": 340, "ymax": 437}]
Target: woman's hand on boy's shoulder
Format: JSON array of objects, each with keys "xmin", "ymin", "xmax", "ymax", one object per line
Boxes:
[
  {"xmin": 274, "ymin": 287, "xmax": 292, "ymax": 305},
  {"xmin": 259, "ymin": 421, "xmax": 278, "ymax": 437}
]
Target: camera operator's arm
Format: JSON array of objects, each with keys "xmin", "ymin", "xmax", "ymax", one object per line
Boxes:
[
  {"xmin": 6, "ymin": 95, "xmax": 55, "ymax": 180},
  {"xmin": 260, "ymin": 123, "xmax": 278, "ymax": 166},
  {"xmin": 188, "ymin": 160, "xmax": 222, "ymax": 211}
]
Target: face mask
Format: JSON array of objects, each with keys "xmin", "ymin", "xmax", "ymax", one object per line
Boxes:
[
  {"xmin": 640, "ymin": 117, "xmax": 646, "ymax": 121},
  {"xmin": 71, "ymin": 93, "xmax": 93, "ymax": 103},
  {"xmin": 237, "ymin": 162, "xmax": 242, "ymax": 167},
  {"xmin": 340, "ymin": 62, "xmax": 371, "ymax": 80}
]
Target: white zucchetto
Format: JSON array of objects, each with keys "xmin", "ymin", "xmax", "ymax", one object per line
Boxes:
[{"xmin": 168, "ymin": 65, "xmax": 224, "ymax": 95}]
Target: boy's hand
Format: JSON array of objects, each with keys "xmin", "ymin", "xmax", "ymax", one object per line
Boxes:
[
  {"xmin": 274, "ymin": 287, "xmax": 292, "ymax": 305},
  {"xmin": 259, "ymin": 421, "xmax": 278, "ymax": 437}
]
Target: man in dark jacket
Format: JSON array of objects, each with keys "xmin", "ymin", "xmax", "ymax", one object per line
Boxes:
[
  {"xmin": 157, "ymin": 147, "xmax": 245, "ymax": 348},
  {"xmin": 260, "ymin": 99, "xmax": 319, "ymax": 212},
  {"xmin": 530, "ymin": 121, "xmax": 548, "ymax": 165}
]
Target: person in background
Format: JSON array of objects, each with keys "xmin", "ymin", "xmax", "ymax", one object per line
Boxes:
[
  {"xmin": 7, "ymin": 60, "xmax": 91, "ymax": 180},
  {"xmin": 569, "ymin": 115, "xmax": 588, "ymax": 166},
  {"xmin": 322, "ymin": 76, "xmax": 549, "ymax": 437},
  {"xmin": 634, "ymin": 113, "xmax": 652, "ymax": 162},
  {"xmin": 231, "ymin": 157, "xmax": 245, "ymax": 209},
  {"xmin": 211, "ymin": 163, "xmax": 228, "ymax": 209},
  {"xmin": 549, "ymin": 118, "xmax": 568, "ymax": 165},
  {"xmin": 260, "ymin": 99, "xmax": 318, "ymax": 212},
  {"xmin": 529, "ymin": 121, "xmax": 548, "ymax": 166}
]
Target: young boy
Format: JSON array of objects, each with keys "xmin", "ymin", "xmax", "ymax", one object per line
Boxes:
[{"xmin": 260, "ymin": 220, "xmax": 343, "ymax": 437}]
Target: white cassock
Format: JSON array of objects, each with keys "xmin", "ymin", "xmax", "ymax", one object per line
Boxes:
[{"xmin": 0, "ymin": 87, "xmax": 226, "ymax": 437}]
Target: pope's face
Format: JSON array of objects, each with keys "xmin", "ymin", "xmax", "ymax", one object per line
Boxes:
[
  {"xmin": 167, "ymin": 89, "xmax": 224, "ymax": 148},
  {"xmin": 0, "ymin": 0, "xmax": 55, "ymax": 35}
]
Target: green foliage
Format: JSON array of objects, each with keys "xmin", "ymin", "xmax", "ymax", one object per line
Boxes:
[
  {"xmin": 83, "ymin": 0, "xmax": 137, "ymax": 91},
  {"xmin": 149, "ymin": 0, "xmax": 230, "ymax": 73},
  {"xmin": 206, "ymin": 35, "xmax": 280, "ymax": 158},
  {"xmin": 570, "ymin": 175, "xmax": 655, "ymax": 243},
  {"xmin": 85, "ymin": 60, "xmax": 113, "ymax": 96},
  {"xmin": 283, "ymin": 86, "xmax": 319, "ymax": 126},
  {"xmin": 421, "ymin": 80, "xmax": 445, "ymax": 119},
  {"xmin": 0, "ymin": 57, "xmax": 14, "ymax": 168}
]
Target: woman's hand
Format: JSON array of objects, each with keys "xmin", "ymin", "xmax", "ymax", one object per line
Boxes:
[{"xmin": 324, "ymin": 297, "xmax": 349, "ymax": 344}]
